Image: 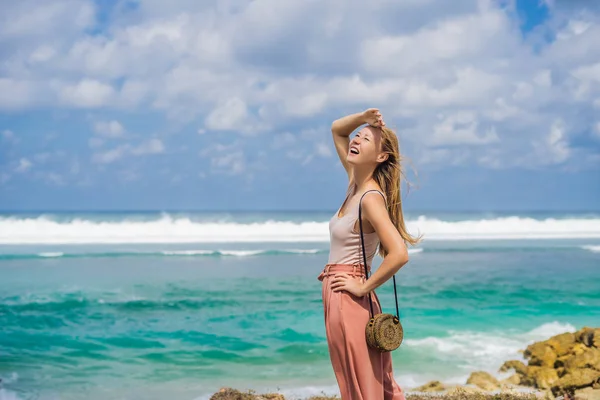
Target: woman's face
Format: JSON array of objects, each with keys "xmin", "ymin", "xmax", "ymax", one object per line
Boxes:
[{"xmin": 347, "ymin": 126, "xmax": 385, "ymax": 165}]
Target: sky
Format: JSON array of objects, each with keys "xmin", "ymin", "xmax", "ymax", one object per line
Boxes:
[{"xmin": 0, "ymin": 0, "xmax": 599, "ymax": 212}]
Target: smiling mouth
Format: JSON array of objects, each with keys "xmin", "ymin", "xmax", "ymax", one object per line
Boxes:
[{"xmin": 349, "ymin": 146, "xmax": 359, "ymax": 155}]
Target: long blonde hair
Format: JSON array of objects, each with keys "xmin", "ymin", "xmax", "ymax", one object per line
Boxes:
[{"xmin": 374, "ymin": 126, "xmax": 422, "ymax": 256}]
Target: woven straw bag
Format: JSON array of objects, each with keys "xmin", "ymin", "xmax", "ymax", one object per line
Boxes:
[{"xmin": 358, "ymin": 190, "xmax": 404, "ymax": 353}]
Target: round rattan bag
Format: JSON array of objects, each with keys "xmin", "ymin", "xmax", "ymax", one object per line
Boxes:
[{"xmin": 365, "ymin": 313, "xmax": 403, "ymax": 352}]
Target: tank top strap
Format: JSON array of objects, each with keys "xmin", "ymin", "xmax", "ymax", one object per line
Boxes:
[{"xmin": 359, "ymin": 189, "xmax": 387, "ymax": 207}]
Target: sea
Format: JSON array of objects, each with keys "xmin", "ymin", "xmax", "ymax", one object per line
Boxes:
[{"xmin": 0, "ymin": 210, "xmax": 599, "ymax": 400}]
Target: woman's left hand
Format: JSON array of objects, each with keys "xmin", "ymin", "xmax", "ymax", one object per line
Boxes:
[{"xmin": 330, "ymin": 273, "xmax": 367, "ymax": 297}]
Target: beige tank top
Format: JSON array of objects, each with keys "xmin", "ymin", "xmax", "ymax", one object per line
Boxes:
[{"xmin": 327, "ymin": 188, "xmax": 386, "ymax": 268}]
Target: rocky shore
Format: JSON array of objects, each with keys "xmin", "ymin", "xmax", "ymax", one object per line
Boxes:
[{"xmin": 210, "ymin": 327, "xmax": 600, "ymax": 400}]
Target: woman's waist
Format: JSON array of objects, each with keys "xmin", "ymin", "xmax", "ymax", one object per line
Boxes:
[
  {"xmin": 318, "ymin": 263, "xmax": 371, "ymax": 282},
  {"xmin": 327, "ymin": 251, "xmax": 377, "ymax": 268}
]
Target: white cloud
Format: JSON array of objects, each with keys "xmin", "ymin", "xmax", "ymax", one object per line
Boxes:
[
  {"xmin": 92, "ymin": 145, "xmax": 128, "ymax": 164},
  {"xmin": 315, "ymin": 142, "xmax": 332, "ymax": 157},
  {"xmin": 0, "ymin": 0, "xmax": 599, "ymax": 171},
  {"xmin": 205, "ymin": 97, "xmax": 248, "ymax": 130},
  {"xmin": 15, "ymin": 158, "xmax": 33, "ymax": 173},
  {"xmin": 92, "ymin": 138, "xmax": 165, "ymax": 164},
  {"xmin": 2, "ymin": 130, "xmax": 15, "ymax": 140},
  {"xmin": 531, "ymin": 119, "xmax": 571, "ymax": 165},
  {"xmin": 93, "ymin": 120, "xmax": 125, "ymax": 138},
  {"xmin": 0, "ymin": 79, "xmax": 35, "ymax": 110},
  {"xmin": 29, "ymin": 45, "xmax": 56, "ymax": 63},
  {"xmin": 211, "ymin": 151, "xmax": 245, "ymax": 175},
  {"xmin": 533, "ymin": 70, "xmax": 552, "ymax": 87},
  {"xmin": 58, "ymin": 79, "xmax": 115, "ymax": 108},
  {"xmin": 276, "ymin": 127, "xmax": 333, "ymax": 166},
  {"xmin": 131, "ymin": 138, "xmax": 165, "ymax": 155},
  {"xmin": 199, "ymin": 141, "xmax": 249, "ymax": 175},
  {"xmin": 430, "ymin": 111, "xmax": 500, "ymax": 146},
  {"xmin": 204, "ymin": 97, "xmax": 267, "ymax": 134},
  {"xmin": 547, "ymin": 120, "xmax": 570, "ymax": 164},
  {"xmin": 0, "ymin": 1, "xmax": 95, "ymax": 39},
  {"xmin": 361, "ymin": 7, "xmax": 516, "ymax": 76}
]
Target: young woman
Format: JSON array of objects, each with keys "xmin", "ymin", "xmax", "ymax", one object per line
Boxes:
[{"xmin": 317, "ymin": 108, "xmax": 421, "ymax": 400}]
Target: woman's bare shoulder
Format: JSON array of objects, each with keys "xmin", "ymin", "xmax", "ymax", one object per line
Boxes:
[{"xmin": 362, "ymin": 186, "xmax": 386, "ymax": 201}]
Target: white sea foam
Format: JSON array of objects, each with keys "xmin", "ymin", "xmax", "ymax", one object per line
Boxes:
[
  {"xmin": 1, "ymin": 214, "xmax": 599, "ymax": 244},
  {"xmin": 408, "ymin": 248, "xmax": 423, "ymax": 254},
  {"xmin": 405, "ymin": 321, "xmax": 576, "ymax": 373},
  {"xmin": 0, "ymin": 373, "xmax": 20, "ymax": 400},
  {"xmin": 0, "ymin": 248, "xmax": 328, "ymax": 260},
  {"xmin": 37, "ymin": 252, "xmax": 64, "ymax": 257},
  {"xmin": 285, "ymin": 249, "xmax": 321, "ymax": 254},
  {"xmin": 0, "ymin": 389, "xmax": 21, "ymax": 400},
  {"xmin": 162, "ymin": 249, "xmax": 322, "ymax": 256},
  {"xmin": 218, "ymin": 250, "xmax": 265, "ymax": 256},
  {"xmin": 160, "ymin": 250, "xmax": 214, "ymax": 256},
  {"xmin": 581, "ymin": 245, "xmax": 600, "ymax": 253}
]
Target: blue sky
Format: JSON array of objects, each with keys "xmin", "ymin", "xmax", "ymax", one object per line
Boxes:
[{"xmin": 1, "ymin": 0, "xmax": 599, "ymax": 212}]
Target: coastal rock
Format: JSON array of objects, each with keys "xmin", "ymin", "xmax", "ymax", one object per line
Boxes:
[
  {"xmin": 466, "ymin": 371, "xmax": 501, "ymax": 391},
  {"xmin": 555, "ymin": 368, "xmax": 600, "ymax": 391},
  {"xmin": 524, "ymin": 342, "xmax": 557, "ymax": 368},
  {"xmin": 547, "ymin": 333, "xmax": 577, "ymax": 357},
  {"xmin": 413, "ymin": 380, "xmax": 446, "ymax": 392},
  {"xmin": 574, "ymin": 387, "xmax": 600, "ymax": 400},
  {"xmin": 495, "ymin": 327, "xmax": 600, "ymax": 398},
  {"xmin": 500, "ymin": 360, "xmax": 529, "ymax": 375},
  {"xmin": 501, "ymin": 374, "xmax": 523, "ymax": 386},
  {"xmin": 577, "ymin": 328, "xmax": 596, "ymax": 348},
  {"xmin": 574, "ymin": 343, "xmax": 592, "ymax": 356},
  {"xmin": 519, "ymin": 371, "xmax": 536, "ymax": 387},
  {"xmin": 210, "ymin": 388, "xmax": 285, "ymax": 400},
  {"xmin": 529, "ymin": 367, "xmax": 560, "ymax": 389},
  {"xmin": 563, "ymin": 348, "xmax": 600, "ymax": 372},
  {"xmin": 446, "ymin": 385, "xmax": 487, "ymax": 395}
]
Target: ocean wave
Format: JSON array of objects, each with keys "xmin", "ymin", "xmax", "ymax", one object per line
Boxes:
[
  {"xmin": 405, "ymin": 321, "xmax": 576, "ymax": 371},
  {"xmin": 0, "ymin": 243, "xmax": 594, "ymax": 261},
  {"xmin": 38, "ymin": 252, "xmax": 64, "ymax": 257},
  {"xmin": 0, "ymin": 247, "xmax": 423, "ymax": 261},
  {"xmin": 0, "ymin": 248, "xmax": 328, "ymax": 261},
  {"xmin": 0, "ymin": 372, "xmax": 20, "ymax": 400},
  {"xmin": 0, "ymin": 388, "xmax": 21, "ymax": 400},
  {"xmin": 581, "ymin": 245, "xmax": 600, "ymax": 253},
  {"xmin": 0, "ymin": 295, "xmax": 241, "ymax": 313},
  {"xmin": 1, "ymin": 214, "xmax": 599, "ymax": 244}
]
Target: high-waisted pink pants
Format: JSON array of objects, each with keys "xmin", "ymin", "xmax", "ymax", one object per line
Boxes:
[{"xmin": 317, "ymin": 263, "xmax": 405, "ymax": 400}]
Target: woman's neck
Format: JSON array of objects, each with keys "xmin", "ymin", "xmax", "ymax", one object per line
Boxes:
[{"xmin": 352, "ymin": 167, "xmax": 375, "ymax": 193}]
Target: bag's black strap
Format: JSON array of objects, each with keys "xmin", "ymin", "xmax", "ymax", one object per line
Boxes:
[{"xmin": 358, "ymin": 190, "xmax": 401, "ymax": 321}]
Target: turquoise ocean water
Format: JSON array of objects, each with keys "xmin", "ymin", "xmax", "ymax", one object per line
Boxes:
[{"xmin": 1, "ymin": 211, "xmax": 599, "ymax": 400}]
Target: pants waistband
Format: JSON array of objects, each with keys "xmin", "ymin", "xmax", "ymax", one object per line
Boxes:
[{"xmin": 323, "ymin": 263, "xmax": 370, "ymax": 275}]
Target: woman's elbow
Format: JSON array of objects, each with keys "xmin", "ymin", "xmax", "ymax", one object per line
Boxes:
[
  {"xmin": 390, "ymin": 249, "xmax": 409, "ymax": 270},
  {"xmin": 399, "ymin": 252, "xmax": 409, "ymax": 268}
]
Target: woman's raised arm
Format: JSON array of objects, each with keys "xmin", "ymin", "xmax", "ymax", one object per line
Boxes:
[{"xmin": 331, "ymin": 108, "xmax": 385, "ymax": 180}]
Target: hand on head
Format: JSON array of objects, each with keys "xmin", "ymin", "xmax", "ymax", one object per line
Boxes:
[{"xmin": 362, "ymin": 108, "xmax": 385, "ymax": 128}]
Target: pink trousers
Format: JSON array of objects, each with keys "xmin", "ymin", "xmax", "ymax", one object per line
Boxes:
[{"xmin": 317, "ymin": 263, "xmax": 405, "ymax": 400}]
